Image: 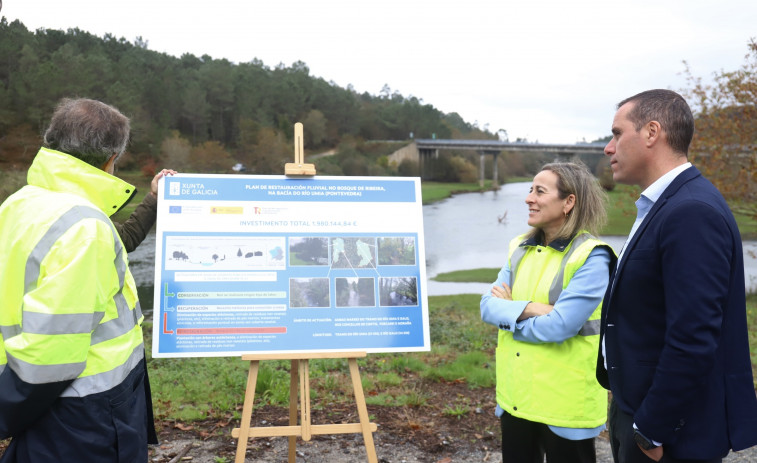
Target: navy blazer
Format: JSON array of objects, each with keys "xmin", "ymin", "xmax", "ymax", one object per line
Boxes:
[{"xmin": 597, "ymin": 166, "xmax": 757, "ymax": 459}]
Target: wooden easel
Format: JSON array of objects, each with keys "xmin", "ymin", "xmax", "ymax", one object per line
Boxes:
[
  {"xmin": 284, "ymin": 122, "xmax": 316, "ymax": 176},
  {"xmin": 232, "ymin": 124, "xmax": 378, "ymax": 463},
  {"xmin": 232, "ymin": 352, "xmax": 378, "ymax": 463}
]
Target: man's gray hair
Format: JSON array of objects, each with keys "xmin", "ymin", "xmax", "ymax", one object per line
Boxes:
[{"xmin": 43, "ymin": 98, "xmax": 130, "ymax": 168}]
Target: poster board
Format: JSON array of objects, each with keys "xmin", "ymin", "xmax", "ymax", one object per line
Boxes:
[{"xmin": 151, "ymin": 174, "xmax": 429, "ymax": 358}]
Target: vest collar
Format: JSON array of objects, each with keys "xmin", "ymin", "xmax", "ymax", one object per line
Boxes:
[
  {"xmin": 519, "ymin": 234, "xmax": 574, "ymax": 252},
  {"xmin": 27, "ymin": 147, "xmax": 137, "ymax": 216}
]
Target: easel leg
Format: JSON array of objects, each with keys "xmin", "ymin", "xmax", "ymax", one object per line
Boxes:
[
  {"xmin": 288, "ymin": 360, "xmax": 299, "ymax": 463},
  {"xmin": 300, "ymin": 359, "xmax": 312, "ymax": 441},
  {"xmin": 235, "ymin": 360, "xmax": 260, "ymax": 463},
  {"xmin": 234, "ymin": 353, "xmax": 377, "ymax": 462},
  {"xmin": 348, "ymin": 358, "xmax": 378, "ymax": 463}
]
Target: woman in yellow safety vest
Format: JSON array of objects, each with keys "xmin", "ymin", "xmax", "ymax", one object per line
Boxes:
[{"xmin": 481, "ymin": 162, "xmax": 616, "ymax": 463}]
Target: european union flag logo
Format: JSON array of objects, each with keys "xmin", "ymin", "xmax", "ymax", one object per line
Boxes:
[{"xmin": 169, "ymin": 206, "xmax": 182, "ymax": 214}]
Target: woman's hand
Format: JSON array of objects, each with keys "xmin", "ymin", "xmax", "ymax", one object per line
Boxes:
[
  {"xmin": 491, "ymin": 283, "xmax": 513, "ymax": 301},
  {"xmin": 518, "ymin": 302, "xmax": 554, "ymax": 321}
]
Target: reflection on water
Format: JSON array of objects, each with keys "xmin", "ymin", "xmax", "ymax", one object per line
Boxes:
[
  {"xmin": 128, "ymin": 231, "xmax": 157, "ymax": 287},
  {"xmin": 127, "ymin": 182, "xmax": 757, "ymax": 308},
  {"xmin": 128, "ymin": 231, "xmax": 156, "ymax": 314},
  {"xmin": 423, "ymin": 183, "xmax": 529, "ymax": 280}
]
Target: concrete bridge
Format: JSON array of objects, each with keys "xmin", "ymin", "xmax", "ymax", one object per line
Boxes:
[{"xmin": 390, "ymin": 139, "xmax": 606, "ymax": 186}]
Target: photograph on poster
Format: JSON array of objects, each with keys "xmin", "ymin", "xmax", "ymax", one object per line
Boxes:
[
  {"xmin": 289, "ymin": 277, "xmax": 331, "ymax": 308},
  {"xmin": 379, "ymin": 277, "xmax": 418, "ymax": 307},
  {"xmin": 288, "ymin": 236, "xmax": 329, "ymax": 266},
  {"xmin": 330, "ymin": 237, "xmax": 377, "ymax": 269},
  {"xmin": 335, "ymin": 277, "xmax": 376, "ymax": 307},
  {"xmin": 378, "ymin": 237, "xmax": 416, "ymax": 266}
]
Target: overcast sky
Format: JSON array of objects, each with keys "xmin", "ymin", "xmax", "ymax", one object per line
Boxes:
[{"xmin": 3, "ymin": 0, "xmax": 756, "ymax": 143}]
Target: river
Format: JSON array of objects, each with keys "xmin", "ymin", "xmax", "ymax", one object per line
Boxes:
[
  {"xmin": 424, "ymin": 182, "xmax": 757, "ymax": 295},
  {"xmin": 127, "ymin": 182, "xmax": 757, "ymax": 306}
]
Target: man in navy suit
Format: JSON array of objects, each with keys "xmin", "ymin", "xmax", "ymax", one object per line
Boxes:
[{"xmin": 597, "ymin": 89, "xmax": 757, "ymax": 463}]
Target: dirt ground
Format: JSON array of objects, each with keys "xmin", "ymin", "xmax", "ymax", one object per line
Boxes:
[
  {"xmin": 148, "ymin": 380, "xmax": 507, "ymax": 462},
  {"xmin": 2, "ymin": 379, "xmax": 754, "ymax": 462},
  {"xmin": 142, "ymin": 379, "xmax": 620, "ymax": 463},
  {"xmin": 145, "ymin": 375, "xmax": 756, "ymax": 463}
]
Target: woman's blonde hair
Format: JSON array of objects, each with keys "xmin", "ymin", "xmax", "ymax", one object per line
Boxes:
[{"xmin": 526, "ymin": 161, "xmax": 607, "ymax": 243}]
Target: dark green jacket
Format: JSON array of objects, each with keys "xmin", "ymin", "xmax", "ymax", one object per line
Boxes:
[{"xmin": 114, "ymin": 192, "xmax": 157, "ymax": 253}]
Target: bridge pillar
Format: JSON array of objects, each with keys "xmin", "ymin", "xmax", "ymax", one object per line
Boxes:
[
  {"xmin": 418, "ymin": 148, "xmax": 440, "ymax": 180},
  {"xmin": 492, "ymin": 152, "xmax": 499, "ymax": 188},
  {"xmin": 479, "ymin": 153, "xmax": 486, "ymax": 188},
  {"xmin": 478, "ymin": 151, "xmax": 500, "ymax": 188}
]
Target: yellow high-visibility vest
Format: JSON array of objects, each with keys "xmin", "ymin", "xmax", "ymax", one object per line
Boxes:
[
  {"xmin": 0, "ymin": 148, "xmax": 144, "ymax": 396},
  {"xmin": 496, "ymin": 232, "xmax": 610, "ymax": 428}
]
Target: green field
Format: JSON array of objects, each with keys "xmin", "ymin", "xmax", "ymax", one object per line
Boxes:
[
  {"xmin": 431, "ymin": 268, "xmax": 500, "ymax": 283},
  {"xmin": 145, "ymin": 293, "xmax": 496, "ymax": 421},
  {"xmin": 602, "ymin": 184, "xmax": 757, "ymax": 239},
  {"xmin": 145, "ymin": 286, "xmax": 757, "ymax": 424},
  {"xmin": 419, "ymin": 180, "xmax": 496, "ymax": 204}
]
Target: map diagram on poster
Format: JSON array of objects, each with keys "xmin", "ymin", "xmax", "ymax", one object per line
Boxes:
[{"xmin": 152, "ymin": 174, "xmax": 429, "ymax": 357}]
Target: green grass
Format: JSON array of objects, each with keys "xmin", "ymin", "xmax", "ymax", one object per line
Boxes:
[
  {"xmin": 432, "ymin": 268, "xmax": 499, "ymax": 283},
  {"xmin": 420, "ymin": 180, "xmax": 496, "ymax": 204},
  {"xmin": 601, "ymin": 183, "xmax": 757, "ymax": 238},
  {"xmin": 505, "ymin": 176, "xmax": 533, "ymax": 183},
  {"xmin": 420, "ymin": 177, "xmax": 531, "ymax": 205},
  {"xmin": 442, "ymin": 402, "xmax": 470, "ymax": 419},
  {"xmin": 602, "ymin": 185, "xmax": 639, "ymax": 236},
  {"xmin": 144, "ymin": 294, "xmax": 497, "ymax": 421},
  {"xmin": 365, "ymin": 385, "xmax": 431, "ymax": 407},
  {"xmin": 423, "ymin": 351, "xmax": 496, "ymax": 388},
  {"xmin": 734, "ymin": 212, "xmax": 757, "ymax": 241},
  {"xmin": 146, "ymin": 346, "xmax": 250, "ymax": 421}
]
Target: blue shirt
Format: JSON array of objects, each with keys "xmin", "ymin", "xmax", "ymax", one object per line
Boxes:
[
  {"xmin": 617, "ymin": 162, "xmax": 692, "ymax": 264},
  {"xmin": 481, "ymin": 245, "xmax": 611, "ymax": 440}
]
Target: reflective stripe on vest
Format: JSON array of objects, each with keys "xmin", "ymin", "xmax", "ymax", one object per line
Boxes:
[
  {"xmin": 60, "ymin": 343, "xmax": 144, "ymax": 398},
  {"xmin": 509, "ymin": 233, "xmax": 598, "ymax": 335},
  {"xmin": 4, "ymin": 205, "xmax": 142, "ymax": 389}
]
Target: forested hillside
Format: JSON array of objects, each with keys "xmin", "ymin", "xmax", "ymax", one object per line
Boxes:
[{"xmin": 0, "ymin": 18, "xmax": 496, "ymax": 176}]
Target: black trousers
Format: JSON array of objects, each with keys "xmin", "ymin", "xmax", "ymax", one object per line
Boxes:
[
  {"xmin": 608, "ymin": 398, "xmax": 722, "ymax": 463},
  {"xmin": 500, "ymin": 410, "xmax": 596, "ymax": 463},
  {"xmin": 2, "ymin": 359, "xmax": 150, "ymax": 463}
]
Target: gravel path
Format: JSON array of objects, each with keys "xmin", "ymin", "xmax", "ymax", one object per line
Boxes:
[{"xmin": 150, "ymin": 434, "xmax": 757, "ymax": 462}]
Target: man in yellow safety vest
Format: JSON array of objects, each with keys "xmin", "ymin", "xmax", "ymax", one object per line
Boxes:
[{"xmin": 0, "ymin": 98, "xmax": 157, "ymax": 462}]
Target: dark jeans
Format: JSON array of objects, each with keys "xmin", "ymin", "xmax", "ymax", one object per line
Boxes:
[
  {"xmin": 608, "ymin": 398, "xmax": 722, "ymax": 463},
  {"xmin": 500, "ymin": 410, "xmax": 596, "ymax": 463}
]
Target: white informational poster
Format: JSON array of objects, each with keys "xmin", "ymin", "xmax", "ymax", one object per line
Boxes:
[{"xmin": 151, "ymin": 174, "xmax": 429, "ymax": 357}]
